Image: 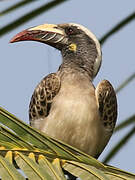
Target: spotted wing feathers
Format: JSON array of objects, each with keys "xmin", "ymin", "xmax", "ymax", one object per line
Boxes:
[
  {"xmin": 96, "ymin": 80, "xmax": 117, "ymax": 131},
  {"xmin": 29, "ymin": 73, "xmax": 60, "ymax": 125}
]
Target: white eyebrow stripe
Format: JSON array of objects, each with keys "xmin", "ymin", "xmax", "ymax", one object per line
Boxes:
[
  {"xmin": 69, "ymin": 23, "xmax": 101, "ymax": 57},
  {"xmin": 68, "ymin": 23, "xmax": 102, "ymax": 77}
]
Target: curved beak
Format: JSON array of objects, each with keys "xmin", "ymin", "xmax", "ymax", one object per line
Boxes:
[{"xmin": 10, "ymin": 24, "xmax": 68, "ymax": 50}]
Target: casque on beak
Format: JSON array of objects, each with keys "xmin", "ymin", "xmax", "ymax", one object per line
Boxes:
[{"xmin": 10, "ymin": 24, "xmax": 68, "ymax": 50}]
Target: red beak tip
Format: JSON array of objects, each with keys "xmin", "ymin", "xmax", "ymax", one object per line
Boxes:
[
  {"xmin": 9, "ymin": 38, "xmax": 15, "ymax": 43},
  {"xmin": 9, "ymin": 30, "xmax": 29, "ymax": 43}
]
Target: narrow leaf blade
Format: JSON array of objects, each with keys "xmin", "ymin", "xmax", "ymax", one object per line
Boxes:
[{"xmin": 0, "ymin": 155, "xmax": 25, "ymax": 180}]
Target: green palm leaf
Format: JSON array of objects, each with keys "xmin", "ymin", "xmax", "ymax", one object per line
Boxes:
[
  {"xmin": 100, "ymin": 12, "xmax": 135, "ymax": 45},
  {"xmin": 0, "ymin": 107, "xmax": 135, "ymax": 179},
  {"xmin": 103, "ymin": 113, "xmax": 135, "ymax": 164},
  {"xmin": 0, "ymin": 0, "xmax": 35, "ymax": 16},
  {"xmin": 0, "ymin": 0, "xmax": 68, "ymax": 37},
  {"xmin": 115, "ymin": 73, "xmax": 135, "ymax": 93},
  {"xmin": 103, "ymin": 126, "xmax": 135, "ymax": 164},
  {"xmin": 0, "ymin": 107, "xmax": 104, "ymax": 167},
  {"xmin": 64, "ymin": 161, "xmax": 135, "ymax": 180},
  {"xmin": 115, "ymin": 114, "xmax": 135, "ymax": 132},
  {"xmin": 0, "ymin": 155, "xmax": 25, "ymax": 180}
]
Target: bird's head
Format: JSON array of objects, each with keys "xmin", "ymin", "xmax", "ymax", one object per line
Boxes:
[{"xmin": 10, "ymin": 23, "xmax": 102, "ymax": 78}]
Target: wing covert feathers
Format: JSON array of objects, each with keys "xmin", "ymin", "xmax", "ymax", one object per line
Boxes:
[
  {"xmin": 95, "ymin": 80, "xmax": 117, "ymax": 131},
  {"xmin": 29, "ymin": 73, "xmax": 60, "ymax": 124}
]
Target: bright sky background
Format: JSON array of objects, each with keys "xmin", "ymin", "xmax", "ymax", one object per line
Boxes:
[{"xmin": 1, "ymin": 0, "xmax": 135, "ymax": 174}]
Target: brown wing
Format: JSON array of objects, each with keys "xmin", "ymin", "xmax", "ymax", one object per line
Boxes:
[
  {"xmin": 29, "ymin": 73, "xmax": 61, "ymax": 127},
  {"xmin": 95, "ymin": 80, "xmax": 117, "ymax": 132}
]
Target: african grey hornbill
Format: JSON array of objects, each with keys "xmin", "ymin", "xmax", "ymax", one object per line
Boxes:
[{"xmin": 10, "ymin": 23, "xmax": 117, "ymax": 158}]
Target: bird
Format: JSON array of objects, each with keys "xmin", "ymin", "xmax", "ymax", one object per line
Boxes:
[{"xmin": 10, "ymin": 23, "xmax": 117, "ymax": 159}]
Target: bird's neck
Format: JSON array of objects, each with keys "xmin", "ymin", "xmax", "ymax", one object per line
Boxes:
[{"xmin": 58, "ymin": 55, "xmax": 95, "ymax": 81}]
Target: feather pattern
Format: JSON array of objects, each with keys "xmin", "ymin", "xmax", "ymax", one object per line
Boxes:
[
  {"xmin": 29, "ymin": 73, "xmax": 60, "ymax": 127},
  {"xmin": 95, "ymin": 80, "xmax": 117, "ymax": 132}
]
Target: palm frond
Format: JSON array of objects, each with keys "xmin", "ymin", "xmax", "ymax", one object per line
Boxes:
[
  {"xmin": 0, "ymin": 0, "xmax": 35, "ymax": 16},
  {"xmin": 0, "ymin": 0, "xmax": 68, "ymax": 37},
  {"xmin": 100, "ymin": 11, "xmax": 135, "ymax": 45},
  {"xmin": 0, "ymin": 107, "xmax": 105, "ymax": 167},
  {"xmin": 103, "ymin": 126, "xmax": 135, "ymax": 164},
  {"xmin": 103, "ymin": 114, "xmax": 135, "ymax": 164},
  {"xmin": 64, "ymin": 161, "xmax": 135, "ymax": 180},
  {"xmin": 0, "ymin": 154, "xmax": 25, "ymax": 180},
  {"xmin": 115, "ymin": 72, "xmax": 135, "ymax": 93},
  {"xmin": 115, "ymin": 114, "xmax": 135, "ymax": 132},
  {"xmin": 0, "ymin": 107, "xmax": 135, "ymax": 179}
]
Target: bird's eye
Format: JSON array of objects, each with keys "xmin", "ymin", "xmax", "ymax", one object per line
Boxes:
[{"xmin": 65, "ymin": 27, "xmax": 74, "ymax": 35}]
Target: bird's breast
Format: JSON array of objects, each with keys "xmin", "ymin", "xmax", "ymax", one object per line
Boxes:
[{"xmin": 40, "ymin": 80, "xmax": 103, "ymax": 156}]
